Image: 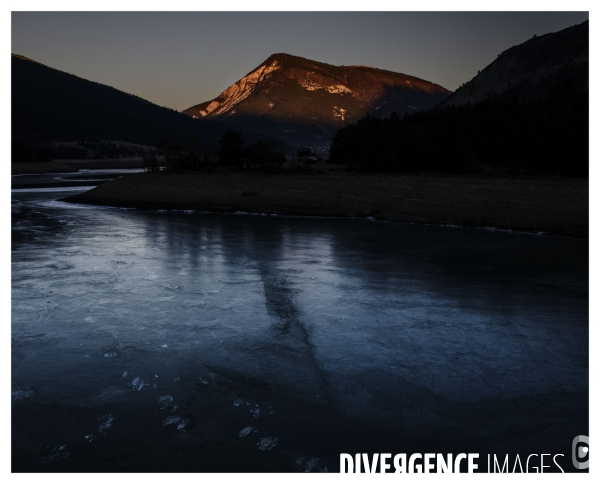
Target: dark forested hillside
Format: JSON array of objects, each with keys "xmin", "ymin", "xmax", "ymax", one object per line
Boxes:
[
  {"xmin": 329, "ymin": 80, "xmax": 588, "ymax": 178},
  {"xmin": 11, "ymin": 54, "xmax": 284, "ymax": 152},
  {"xmin": 330, "ymin": 21, "xmax": 588, "ymax": 178},
  {"xmin": 442, "ymin": 20, "xmax": 588, "ymax": 107}
]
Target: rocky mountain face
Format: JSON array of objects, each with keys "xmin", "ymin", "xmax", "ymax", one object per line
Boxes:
[
  {"xmin": 183, "ymin": 53, "xmax": 451, "ymax": 151},
  {"xmin": 442, "ymin": 20, "xmax": 588, "ymax": 107}
]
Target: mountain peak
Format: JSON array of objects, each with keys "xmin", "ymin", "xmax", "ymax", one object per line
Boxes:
[
  {"xmin": 183, "ymin": 54, "xmax": 450, "ymax": 149},
  {"xmin": 264, "ymin": 52, "xmax": 295, "ymax": 61}
]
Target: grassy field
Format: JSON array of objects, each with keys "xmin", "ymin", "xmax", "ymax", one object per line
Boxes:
[{"xmin": 64, "ymin": 171, "xmax": 588, "ymax": 237}]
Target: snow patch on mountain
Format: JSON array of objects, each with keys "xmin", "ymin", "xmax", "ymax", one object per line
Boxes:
[
  {"xmin": 333, "ymin": 106, "xmax": 347, "ymax": 121},
  {"xmin": 300, "ymin": 81, "xmax": 352, "ymax": 95},
  {"xmin": 198, "ymin": 61, "xmax": 281, "ymax": 117}
]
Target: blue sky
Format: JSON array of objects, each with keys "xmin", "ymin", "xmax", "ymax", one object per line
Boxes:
[{"xmin": 11, "ymin": 11, "xmax": 589, "ymax": 111}]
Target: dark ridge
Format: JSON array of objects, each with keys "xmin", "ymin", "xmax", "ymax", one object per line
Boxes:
[
  {"xmin": 442, "ymin": 20, "xmax": 588, "ymax": 107},
  {"xmin": 11, "ymin": 53, "xmax": 288, "ymax": 151}
]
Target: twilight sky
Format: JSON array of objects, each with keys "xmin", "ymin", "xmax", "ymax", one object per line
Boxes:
[{"xmin": 11, "ymin": 11, "xmax": 589, "ymax": 111}]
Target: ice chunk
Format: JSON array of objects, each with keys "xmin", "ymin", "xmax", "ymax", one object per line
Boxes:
[
  {"xmin": 130, "ymin": 377, "xmax": 147, "ymax": 391},
  {"xmin": 163, "ymin": 416, "xmax": 181, "ymax": 426},
  {"xmin": 239, "ymin": 426, "xmax": 255, "ymax": 437},
  {"xmin": 157, "ymin": 395, "xmax": 173, "ymax": 408},
  {"xmin": 257, "ymin": 437, "xmax": 278, "ymax": 450},
  {"xmin": 11, "ymin": 386, "xmax": 34, "ymax": 401},
  {"xmin": 97, "ymin": 415, "xmax": 113, "ymax": 433}
]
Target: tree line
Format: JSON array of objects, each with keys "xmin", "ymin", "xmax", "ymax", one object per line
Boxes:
[
  {"xmin": 329, "ymin": 79, "xmax": 588, "ymax": 178},
  {"xmin": 12, "ymin": 138, "xmax": 87, "ymax": 163},
  {"xmin": 146, "ymin": 132, "xmax": 287, "ymax": 172},
  {"xmin": 11, "ymin": 138, "xmax": 154, "ymax": 163}
]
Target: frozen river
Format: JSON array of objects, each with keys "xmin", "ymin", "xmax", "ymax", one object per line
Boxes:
[{"xmin": 12, "ymin": 188, "xmax": 588, "ymax": 472}]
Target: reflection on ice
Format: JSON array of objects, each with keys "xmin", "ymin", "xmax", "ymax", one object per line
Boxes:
[{"xmin": 11, "ymin": 190, "xmax": 588, "ymax": 471}]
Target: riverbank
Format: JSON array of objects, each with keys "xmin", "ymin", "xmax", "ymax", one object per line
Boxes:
[
  {"xmin": 57, "ymin": 157, "xmax": 146, "ymax": 170},
  {"xmin": 11, "ymin": 161, "xmax": 77, "ymax": 175},
  {"xmin": 11, "ymin": 158, "xmax": 146, "ymax": 176},
  {"xmin": 63, "ymin": 172, "xmax": 588, "ymax": 237}
]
